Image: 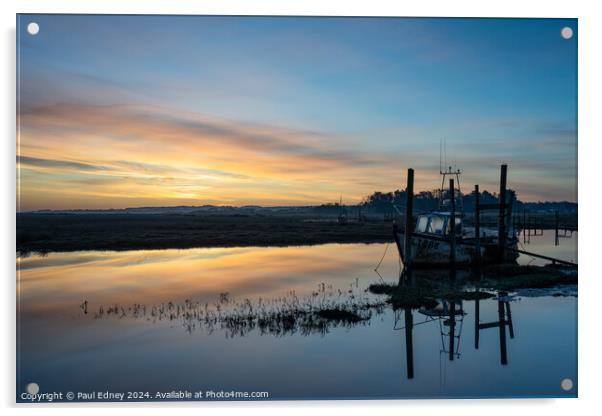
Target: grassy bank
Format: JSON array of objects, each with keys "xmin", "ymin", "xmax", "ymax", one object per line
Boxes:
[
  {"xmin": 17, "ymin": 213, "xmax": 394, "ymax": 253},
  {"xmin": 368, "ymin": 264, "xmax": 577, "ymax": 309}
]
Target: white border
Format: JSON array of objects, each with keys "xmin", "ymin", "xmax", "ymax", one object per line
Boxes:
[{"xmin": 2, "ymin": 1, "xmax": 600, "ymax": 415}]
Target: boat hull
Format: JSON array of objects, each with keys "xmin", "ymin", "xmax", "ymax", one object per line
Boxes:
[{"xmin": 395, "ymin": 230, "xmax": 518, "ymax": 267}]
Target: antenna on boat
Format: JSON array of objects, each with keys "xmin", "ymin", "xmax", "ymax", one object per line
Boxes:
[
  {"xmin": 453, "ymin": 147, "xmax": 457, "ymax": 172},
  {"xmin": 438, "ymin": 140, "xmax": 463, "ymax": 211},
  {"xmin": 439, "ymin": 138, "xmax": 443, "ymax": 174},
  {"xmin": 443, "ymin": 138, "xmax": 447, "ymax": 174}
]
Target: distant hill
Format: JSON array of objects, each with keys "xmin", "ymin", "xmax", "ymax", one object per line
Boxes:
[{"xmin": 20, "ymin": 188, "xmax": 576, "ymax": 216}]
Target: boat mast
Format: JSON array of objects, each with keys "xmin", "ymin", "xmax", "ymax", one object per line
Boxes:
[{"xmin": 439, "ymin": 139, "xmax": 462, "ymax": 211}]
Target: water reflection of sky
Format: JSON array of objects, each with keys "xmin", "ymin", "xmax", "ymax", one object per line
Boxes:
[
  {"xmin": 17, "ymin": 233, "xmax": 577, "ymax": 400},
  {"xmin": 517, "ymin": 230, "xmax": 577, "ymax": 266},
  {"xmin": 18, "ymin": 244, "xmax": 397, "ymax": 313}
]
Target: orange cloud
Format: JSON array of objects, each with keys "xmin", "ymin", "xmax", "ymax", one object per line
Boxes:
[{"xmin": 18, "ymin": 103, "xmax": 437, "ymax": 210}]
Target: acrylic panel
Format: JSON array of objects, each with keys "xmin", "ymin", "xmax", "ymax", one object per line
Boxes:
[{"xmin": 16, "ymin": 14, "xmax": 578, "ymax": 402}]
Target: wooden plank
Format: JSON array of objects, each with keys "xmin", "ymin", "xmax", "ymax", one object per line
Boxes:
[
  {"xmin": 478, "ymin": 321, "xmax": 502, "ymax": 330},
  {"xmin": 479, "ymin": 203, "xmax": 510, "ymax": 210},
  {"xmin": 507, "ymin": 248, "xmax": 577, "ymax": 267}
]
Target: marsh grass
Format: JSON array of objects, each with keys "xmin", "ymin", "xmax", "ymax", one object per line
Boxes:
[
  {"xmin": 479, "ymin": 264, "xmax": 577, "ymax": 289},
  {"xmin": 82, "ymin": 265, "xmax": 576, "ymax": 336},
  {"xmin": 85, "ymin": 282, "xmax": 386, "ymax": 337},
  {"xmin": 368, "ymin": 264, "xmax": 577, "ymax": 308}
]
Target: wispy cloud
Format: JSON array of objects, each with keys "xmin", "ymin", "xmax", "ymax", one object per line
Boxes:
[
  {"xmin": 18, "ymin": 101, "xmax": 577, "ymax": 209},
  {"xmin": 16, "ymin": 16, "xmax": 577, "ymax": 209},
  {"xmin": 17, "ymin": 155, "xmax": 112, "ymax": 172},
  {"xmin": 18, "ymin": 103, "xmax": 417, "ymax": 210},
  {"xmin": 20, "ymin": 103, "xmax": 396, "ymax": 173}
]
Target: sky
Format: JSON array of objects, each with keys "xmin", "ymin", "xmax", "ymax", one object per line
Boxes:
[{"xmin": 17, "ymin": 15, "xmax": 577, "ymax": 210}]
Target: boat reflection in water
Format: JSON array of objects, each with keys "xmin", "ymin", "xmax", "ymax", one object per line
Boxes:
[{"xmin": 396, "ymin": 292, "xmax": 515, "ymax": 380}]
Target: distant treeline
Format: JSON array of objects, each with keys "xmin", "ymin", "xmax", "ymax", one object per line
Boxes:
[{"xmin": 314, "ymin": 189, "xmax": 577, "ymax": 214}]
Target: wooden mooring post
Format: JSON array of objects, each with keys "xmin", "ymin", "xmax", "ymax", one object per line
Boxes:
[
  {"xmin": 474, "ymin": 184, "xmax": 481, "ymax": 266},
  {"xmin": 555, "ymin": 210, "xmax": 560, "ymax": 246},
  {"xmin": 449, "ymin": 179, "xmax": 456, "ymax": 269},
  {"xmin": 506, "ymin": 190, "xmax": 514, "ymax": 232},
  {"xmin": 498, "ymin": 164, "xmax": 508, "ymax": 262},
  {"xmin": 404, "ymin": 168, "xmax": 414, "ymax": 270},
  {"xmin": 523, "ymin": 208, "xmax": 527, "ymax": 243}
]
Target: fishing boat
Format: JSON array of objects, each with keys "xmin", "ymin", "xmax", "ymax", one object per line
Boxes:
[{"xmin": 393, "ymin": 166, "xmax": 519, "ymax": 267}]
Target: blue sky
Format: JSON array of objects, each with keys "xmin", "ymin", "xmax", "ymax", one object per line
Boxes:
[{"xmin": 17, "ymin": 15, "xmax": 577, "ymax": 209}]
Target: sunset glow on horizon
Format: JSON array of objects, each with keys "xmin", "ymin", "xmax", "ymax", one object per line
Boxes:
[{"xmin": 17, "ymin": 15, "xmax": 577, "ymax": 210}]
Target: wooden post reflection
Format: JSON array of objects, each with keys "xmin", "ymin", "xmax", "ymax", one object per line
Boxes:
[
  {"xmin": 505, "ymin": 301, "xmax": 514, "ymax": 339},
  {"xmin": 497, "ymin": 300, "xmax": 508, "ymax": 365},
  {"xmin": 474, "ymin": 299, "xmax": 480, "ymax": 350},
  {"xmin": 449, "ymin": 301, "xmax": 456, "ymax": 361},
  {"xmin": 474, "ymin": 296, "xmax": 514, "ymax": 366},
  {"xmin": 404, "ymin": 308, "xmax": 414, "ymax": 379}
]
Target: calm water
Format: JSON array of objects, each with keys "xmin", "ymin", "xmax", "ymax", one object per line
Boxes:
[{"xmin": 17, "ymin": 231, "xmax": 577, "ymax": 401}]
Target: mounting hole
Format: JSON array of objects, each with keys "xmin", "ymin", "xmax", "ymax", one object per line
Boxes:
[
  {"xmin": 26, "ymin": 382, "xmax": 39, "ymax": 395},
  {"xmin": 560, "ymin": 378, "xmax": 574, "ymax": 391},
  {"xmin": 27, "ymin": 22, "xmax": 39, "ymax": 36},
  {"xmin": 560, "ymin": 27, "xmax": 573, "ymax": 40}
]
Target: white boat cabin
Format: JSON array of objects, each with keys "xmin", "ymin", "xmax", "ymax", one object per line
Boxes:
[{"xmin": 414, "ymin": 212, "xmax": 462, "ymax": 238}]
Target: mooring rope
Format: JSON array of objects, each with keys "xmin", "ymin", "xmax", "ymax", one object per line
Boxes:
[
  {"xmin": 374, "ymin": 268, "xmax": 386, "ymax": 284},
  {"xmin": 374, "ymin": 242, "xmax": 390, "ymax": 272},
  {"xmin": 518, "ymin": 238, "xmax": 538, "ymax": 264}
]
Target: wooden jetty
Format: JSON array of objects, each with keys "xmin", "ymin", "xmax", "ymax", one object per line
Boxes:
[{"xmin": 393, "ymin": 164, "xmax": 577, "ymax": 269}]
